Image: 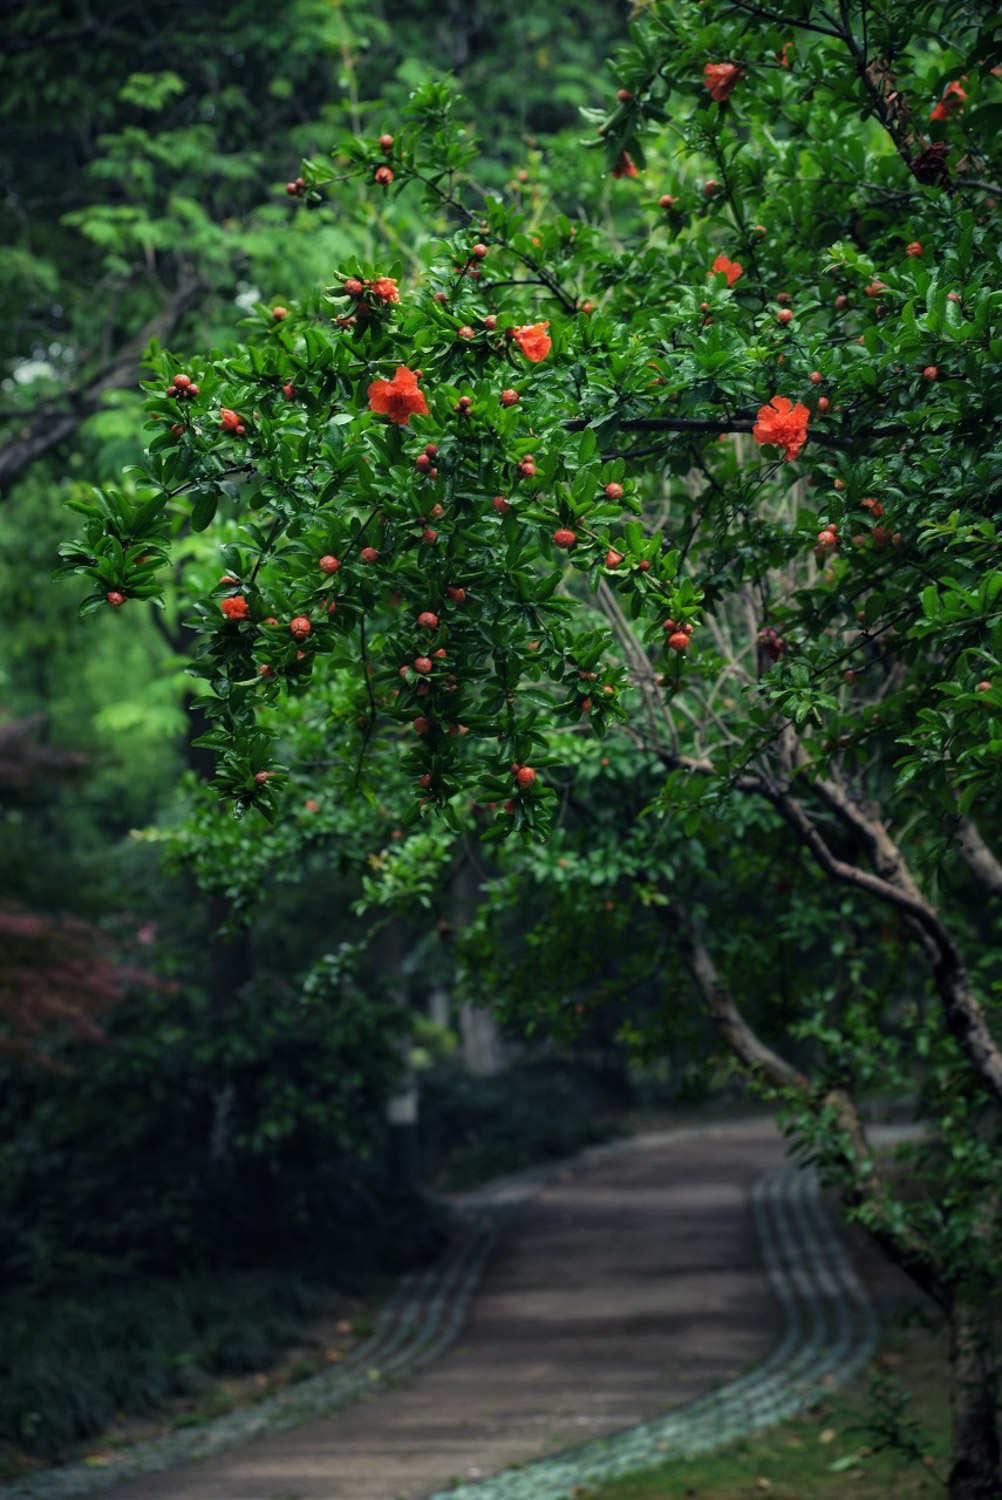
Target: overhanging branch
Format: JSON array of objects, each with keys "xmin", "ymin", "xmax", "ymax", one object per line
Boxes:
[
  {"xmin": 565, "ymin": 412, "xmax": 907, "ymax": 454},
  {"xmin": 682, "ymin": 926, "xmax": 947, "ymax": 1306}
]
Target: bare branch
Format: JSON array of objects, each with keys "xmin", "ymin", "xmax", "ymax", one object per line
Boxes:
[
  {"xmin": 761, "ymin": 773, "xmax": 1002, "ymax": 1105},
  {"xmin": 0, "ymin": 278, "xmax": 206, "ymax": 496},
  {"xmin": 683, "ymin": 927, "xmax": 948, "ymax": 1306},
  {"xmin": 684, "ymin": 929, "xmax": 809, "ymax": 1091},
  {"xmin": 955, "ymin": 818, "xmax": 1002, "ymax": 898}
]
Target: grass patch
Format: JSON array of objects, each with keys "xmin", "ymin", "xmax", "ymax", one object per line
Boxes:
[{"xmin": 581, "ymin": 1314, "xmax": 951, "ymax": 1499}]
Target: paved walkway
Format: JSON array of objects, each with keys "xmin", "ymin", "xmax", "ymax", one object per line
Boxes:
[{"xmin": 2, "ymin": 1120, "xmax": 890, "ymax": 1500}]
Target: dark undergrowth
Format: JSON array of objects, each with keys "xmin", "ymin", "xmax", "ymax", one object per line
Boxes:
[
  {"xmin": 420, "ymin": 1055, "xmax": 629, "ymax": 1190},
  {"xmin": 0, "ymin": 1270, "xmax": 332, "ymax": 1465},
  {"xmin": 0, "ymin": 1057, "xmax": 629, "ymax": 1471}
]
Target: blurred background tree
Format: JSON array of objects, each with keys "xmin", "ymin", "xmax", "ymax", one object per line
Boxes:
[{"xmin": 0, "ymin": 0, "xmax": 635, "ymax": 1469}]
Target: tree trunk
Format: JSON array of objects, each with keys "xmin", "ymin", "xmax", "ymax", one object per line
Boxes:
[
  {"xmin": 947, "ymin": 1296, "xmax": 1001, "ymax": 1500},
  {"xmin": 459, "ymin": 1002, "xmax": 507, "ymax": 1076},
  {"xmin": 379, "ymin": 920, "xmax": 420, "ymax": 1189}
]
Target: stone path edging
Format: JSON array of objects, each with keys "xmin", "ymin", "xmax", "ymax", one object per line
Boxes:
[
  {"xmin": 0, "ymin": 1119, "xmax": 896, "ymax": 1500},
  {"xmin": 424, "ymin": 1161, "xmax": 880, "ymax": 1500}
]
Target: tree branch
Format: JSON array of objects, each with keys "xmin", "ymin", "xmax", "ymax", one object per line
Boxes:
[
  {"xmin": 0, "ymin": 277, "xmax": 206, "ymax": 496},
  {"xmin": 954, "ymin": 818, "xmax": 1002, "ymax": 898},
  {"xmin": 682, "ymin": 926, "xmax": 948, "ymax": 1307},
  {"xmin": 646, "ymin": 727, "xmax": 1002, "ymax": 1106},
  {"xmin": 760, "ymin": 772, "xmax": 1002, "ymax": 1106},
  {"xmin": 565, "ymin": 412, "xmax": 907, "ymax": 452},
  {"xmin": 684, "ymin": 928, "xmax": 809, "ymax": 1091}
]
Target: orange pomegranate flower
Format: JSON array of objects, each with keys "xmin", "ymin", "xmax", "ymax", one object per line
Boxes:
[
  {"xmin": 930, "ymin": 80, "xmax": 966, "ymax": 122},
  {"xmin": 709, "ymin": 254, "xmax": 744, "ymax": 287},
  {"xmin": 511, "ymin": 322, "xmax": 552, "ymax": 363},
  {"xmin": 930, "ymin": 79, "xmax": 967, "ymax": 121},
  {"xmin": 704, "ymin": 63, "xmax": 742, "ymax": 102},
  {"xmin": 752, "ymin": 396, "xmax": 810, "ymax": 461},
  {"xmin": 369, "ymin": 277, "xmax": 400, "ymax": 303},
  {"xmin": 611, "ymin": 151, "xmax": 638, "ymax": 179},
  {"xmin": 367, "ymin": 366, "xmax": 429, "ymax": 425}
]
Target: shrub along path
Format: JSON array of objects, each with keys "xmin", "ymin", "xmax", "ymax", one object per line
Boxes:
[{"xmin": 2, "ymin": 1120, "xmax": 891, "ymax": 1500}]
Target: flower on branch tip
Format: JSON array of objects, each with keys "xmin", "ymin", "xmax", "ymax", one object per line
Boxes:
[
  {"xmin": 752, "ymin": 396, "xmax": 810, "ymax": 461},
  {"xmin": 611, "ymin": 151, "xmax": 638, "ymax": 179},
  {"xmin": 709, "ymin": 254, "xmax": 743, "ymax": 287},
  {"xmin": 369, "ymin": 277, "xmax": 400, "ymax": 303},
  {"xmin": 703, "ymin": 63, "xmax": 741, "ymax": 102},
  {"xmin": 220, "ymin": 595, "xmax": 250, "ymax": 621},
  {"xmin": 930, "ymin": 80, "xmax": 966, "ymax": 120},
  {"xmin": 511, "ymin": 322, "xmax": 551, "ymax": 363},
  {"xmin": 367, "ymin": 366, "xmax": 429, "ymax": 425}
]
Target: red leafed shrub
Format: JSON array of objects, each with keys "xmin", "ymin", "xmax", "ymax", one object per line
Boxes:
[
  {"xmin": 0, "ymin": 716, "xmax": 167, "ymax": 1064},
  {"xmin": 0, "ymin": 906, "xmax": 163, "ymax": 1065}
]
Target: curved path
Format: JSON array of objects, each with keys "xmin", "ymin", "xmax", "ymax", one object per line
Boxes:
[{"xmin": 2, "ymin": 1120, "xmax": 884, "ymax": 1500}]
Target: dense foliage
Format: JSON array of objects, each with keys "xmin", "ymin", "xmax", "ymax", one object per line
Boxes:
[
  {"xmin": 0, "ymin": 0, "xmax": 636, "ymax": 1467},
  {"xmin": 59, "ymin": 1, "xmax": 1002, "ymax": 1493}
]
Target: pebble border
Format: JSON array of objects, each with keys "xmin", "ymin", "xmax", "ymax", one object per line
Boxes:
[
  {"xmin": 428, "ymin": 1161, "xmax": 879, "ymax": 1499},
  {"xmin": 0, "ymin": 1122, "xmax": 882, "ymax": 1500}
]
